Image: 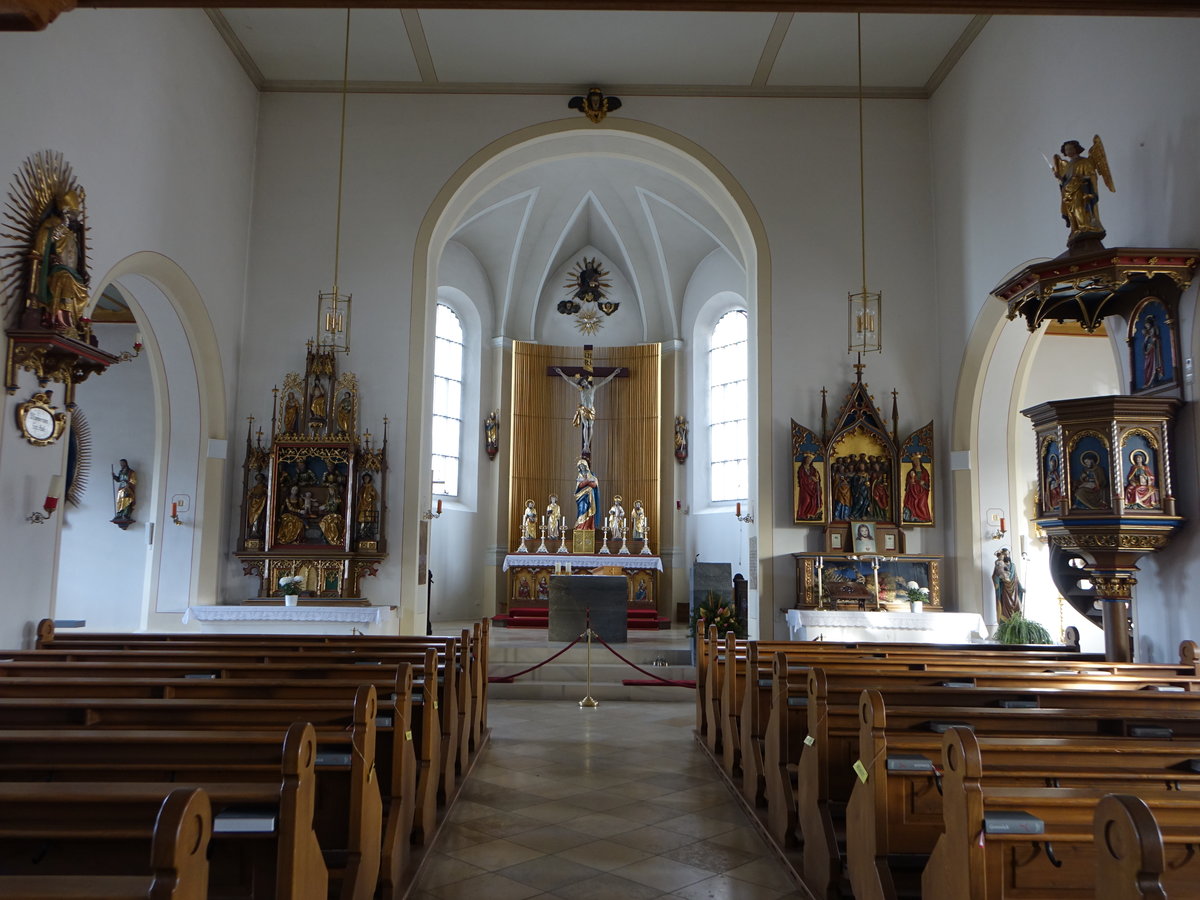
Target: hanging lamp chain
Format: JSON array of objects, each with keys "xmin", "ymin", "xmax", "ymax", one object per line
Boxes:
[
  {"xmin": 332, "ymin": 9, "xmax": 350, "ymax": 294},
  {"xmin": 857, "ymin": 12, "xmax": 867, "ymax": 299}
]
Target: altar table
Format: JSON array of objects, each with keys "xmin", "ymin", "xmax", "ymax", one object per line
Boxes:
[
  {"xmin": 501, "ymin": 553, "xmax": 662, "ymax": 613},
  {"xmin": 182, "ymin": 605, "xmax": 397, "ymax": 635},
  {"xmin": 785, "ymin": 609, "xmax": 988, "ymax": 644}
]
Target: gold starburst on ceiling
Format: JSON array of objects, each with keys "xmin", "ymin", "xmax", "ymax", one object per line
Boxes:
[{"xmin": 574, "ymin": 309, "xmax": 603, "ymax": 335}]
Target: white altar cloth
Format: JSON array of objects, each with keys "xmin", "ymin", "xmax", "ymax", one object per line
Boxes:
[
  {"xmin": 502, "ymin": 553, "xmax": 663, "ymax": 572},
  {"xmin": 785, "ymin": 609, "xmax": 988, "ymax": 644},
  {"xmin": 183, "ymin": 605, "xmax": 397, "ymax": 635}
]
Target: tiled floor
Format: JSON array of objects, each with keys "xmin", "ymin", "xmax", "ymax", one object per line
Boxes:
[{"xmin": 408, "ymin": 700, "xmax": 808, "ymax": 900}]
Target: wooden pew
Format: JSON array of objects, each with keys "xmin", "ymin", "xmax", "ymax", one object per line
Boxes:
[
  {"xmin": 34, "ymin": 618, "xmax": 491, "ymax": 757},
  {"xmin": 0, "ymin": 721, "xmax": 328, "ymax": 900},
  {"xmin": 0, "ymin": 650, "xmax": 457, "ymax": 808},
  {"xmin": 921, "ymin": 727, "xmax": 1200, "ymax": 900},
  {"xmin": 0, "ymin": 786, "xmax": 211, "ymax": 900},
  {"xmin": 711, "ymin": 635, "xmax": 1190, "ymax": 802},
  {"xmin": 0, "ymin": 666, "xmax": 434, "ymax": 838},
  {"xmin": 16, "ymin": 638, "xmax": 460, "ymax": 792},
  {"xmin": 758, "ymin": 652, "xmax": 1200, "ymax": 852},
  {"xmin": 798, "ymin": 668, "xmax": 1200, "ymax": 900},
  {"xmin": 0, "ymin": 686, "xmax": 381, "ymax": 900},
  {"xmin": 846, "ymin": 688, "xmax": 1200, "ymax": 900},
  {"xmin": 1095, "ymin": 794, "xmax": 1169, "ymax": 900}
]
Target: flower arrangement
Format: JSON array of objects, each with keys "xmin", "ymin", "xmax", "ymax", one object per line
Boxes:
[
  {"xmin": 278, "ymin": 574, "xmax": 304, "ymax": 597},
  {"xmin": 903, "ymin": 581, "xmax": 931, "ymax": 604},
  {"xmin": 690, "ymin": 591, "xmax": 745, "ymax": 638}
]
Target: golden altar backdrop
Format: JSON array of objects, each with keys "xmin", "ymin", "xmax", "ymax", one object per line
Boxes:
[{"xmin": 508, "ymin": 341, "xmax": 661, "ymax": 556}]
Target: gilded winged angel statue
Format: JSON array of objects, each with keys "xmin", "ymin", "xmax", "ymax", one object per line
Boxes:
[{"xmin": 1052, "ymin": 135, "xmax": 1114, "ymax": 245}]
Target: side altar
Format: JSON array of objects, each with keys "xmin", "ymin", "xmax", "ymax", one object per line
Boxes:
[{"xmin": 233, "ymin": 344, "xmax": 389, "ymax": 602}]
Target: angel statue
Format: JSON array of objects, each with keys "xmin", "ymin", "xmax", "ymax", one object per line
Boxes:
[{"xmin": 1052, "ymin": 136, "xmax": 1114, "ymax": 246}]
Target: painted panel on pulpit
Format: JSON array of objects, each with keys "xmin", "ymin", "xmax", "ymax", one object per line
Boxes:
[
  {"xmin": 1127, "ymin": 297, "xmax": 1178, "ymax": 395},
  {"xmin": 1039, "ymin": 436, "xmax": 1064, "ymax": 516},
  {"xmin": 1068, "ymin": 431, "xmax": 1111, "ymax": 511},
  {"xmin": 1120, "ymin": 429, "xmax": 1162, "ymax": 511},
  {"xmin": 790, "ymin": 422, "xmax": 824, "ymax": 524}
]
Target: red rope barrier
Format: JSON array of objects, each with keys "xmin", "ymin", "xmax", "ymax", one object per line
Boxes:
[
  {"xmin": 487, "ymin": 634, "xmax": 583, "ymax": 683},
  {"xmin": 591, "ymin": 632, "xmax": 695, "ymax": 688}
]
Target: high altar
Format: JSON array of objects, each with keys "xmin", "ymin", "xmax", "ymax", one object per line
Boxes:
[{"xmin": 503, "ymin": 341, "xmax": 663, "ymax": 613}]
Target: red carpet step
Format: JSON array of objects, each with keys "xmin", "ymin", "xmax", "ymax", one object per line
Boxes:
[{"xmin": 493, "ymin": 607, "xmax": 669, "ymax": 630}]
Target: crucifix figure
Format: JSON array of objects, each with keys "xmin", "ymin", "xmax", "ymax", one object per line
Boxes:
[{"xmin": 549, "ymin": 345, "xmax": 626, "ymax": 459}]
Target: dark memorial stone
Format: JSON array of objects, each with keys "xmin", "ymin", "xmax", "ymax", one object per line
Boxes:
[{"xmin": 548, "ymin": 575, "xmax": 628, "ymax": 643}]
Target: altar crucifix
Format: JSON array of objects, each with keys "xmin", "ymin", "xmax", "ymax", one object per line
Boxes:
[{"xmin": 549, "ymin": 345, "xmax": 627, "ymax": 459}]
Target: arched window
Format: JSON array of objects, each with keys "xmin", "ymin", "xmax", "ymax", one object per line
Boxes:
[
  {"xmin": 709, "ymin": 309, "xmax": 748, "ymax": 502},
  {"xmin": 431, "ymin": 303, "xmax": 464, "ymax": 497}
]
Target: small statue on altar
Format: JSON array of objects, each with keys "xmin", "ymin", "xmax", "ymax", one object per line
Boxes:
[
  {"xmin": 606, "ymin": 495, "xmax": 626, "ymax": 538},
  {"xmin": 246, "ymin": 472, "xmax": 268, "ymax": 538},
  {"xmin": 546, "ymin": 495, "xmax": 562, "ymax": 538},
  {"xmin": 631, "ymin": 500, "xmax": 647, "ymax": 540},
  {"xmin": 355, "ymin": 473, "xmax": 378, "ymax": 540},
  {"xmin": 522, "ymin": 499, "xmax": 538, "ymax": 540},
  {"xmin": 992, "ymin": 547, "xmax": 1026, "ymax": 621},
  {"xmin": 574, "ymin": 458, "xmax": 600, "ymax": 529}
]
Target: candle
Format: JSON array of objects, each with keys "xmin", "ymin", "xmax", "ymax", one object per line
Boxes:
[
  {"xmin": 736, "ymin": 502, "xmax": 741, "ymax": 517},
  {"xmin": 47, "ymin": 474, "xmax": 64, "ymax": 500},
  {"xmin": 816, "ymin": 556, "xmax": 823, "ymax": 603},
  {"xmin": 436, "ymin": 498, "xmax": 443, "ymax": 515},
  {"xmin": 999, "ymin": 516, "xmax": 1006, "ymax": 533},
  {"xmin": 171, "ymin": 501, "xmax": 178, "ymax": 518}
]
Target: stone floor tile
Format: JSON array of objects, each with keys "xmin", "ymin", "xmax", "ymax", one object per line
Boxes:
[
  {"xmin": 430, "ymin": 870, "xmax": 545, "ymax": 900},
  {"xmin": 554, "ymin": 837, "xmax": 653, "ymax": 871},
  {"xmin": 498, "ymin": 855, "xmax": 607, "ymax": 893},
  {"xmin": 445, "ymin": 837, "xmax": 545, "ymax": 871},
  {"xmin": 610, "ymin": 855, "xmax": 715, "ymax": 893}
]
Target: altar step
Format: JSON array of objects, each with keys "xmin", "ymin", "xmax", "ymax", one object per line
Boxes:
[
  {"xmin": 492, "ymin": 607, "xmax": 670, "ymax": 630},
  {"xmin": 486, "ymin": 640, "xmax": 695, "ymax": 701}
]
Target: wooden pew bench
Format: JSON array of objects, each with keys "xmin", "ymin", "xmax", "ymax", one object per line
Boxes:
[
  {"xmin": 0, "ymin": 651, "xmax": 456, "ymax": 813},
  {"xmin": 34, "ymin": 619, "xmax": 490, "ymax": 755},
  {"xmin": 921, "ymin": 727, "xmax": 1200, "ymax": 900},
  {"xmin": 0, "ymin": 687, "xmax": 383, "ymax": 900},
  {"xmin": 0, "ymin": 722, "xmax": 327, "ymax": 900},
  {"xmin": 0, "ymin": 668, "xmax": 430, "ymax": 898},
  {"xmin": 0, "ymin": 786, "xmax": 211, "ymax": 900},
  {"xmin": 847, "ymin": 689, "xmax": 1200, "ymax": 900},
  {"xmin": 1094, "ymin": 794, "xmax": 1175, "ymax": 900},
  {"xmin": 797, "ymin": 669, "xmax": 1200, "ymax": 900},
  {"xmin": 758, "ymin": 654, "xmax": 1200, "ymax": 853}
]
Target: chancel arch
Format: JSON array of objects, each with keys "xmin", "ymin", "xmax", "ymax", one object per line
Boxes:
[{"xmin": 403, "ymin": 118, "xmax": 772, "ymax": 636}]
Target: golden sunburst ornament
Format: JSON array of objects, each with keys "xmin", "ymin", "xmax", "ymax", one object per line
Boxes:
[
  {"xmin": 1, "ymin": 150, "xmax": 89, "ymax": 325},
  {"xmin": 559, "ymin": 256, "xmax": 619, "ymax": 333},
  {"xmin": 574, "ymin": 308, "xmax": 604, "ymax": 335}
]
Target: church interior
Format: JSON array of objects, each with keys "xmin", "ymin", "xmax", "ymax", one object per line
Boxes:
[{"xmin": 3, "ymin": 1, "xmax": 1200, "ymax": 896}]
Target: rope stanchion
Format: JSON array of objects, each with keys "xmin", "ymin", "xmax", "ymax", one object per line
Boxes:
[
  {"xmin": 580, "ymin": 608, "xmax": 598, "ymax": 708},
  {"xmin": 487, "ymin": 634, "xmax": 583, "ymax": 683}
]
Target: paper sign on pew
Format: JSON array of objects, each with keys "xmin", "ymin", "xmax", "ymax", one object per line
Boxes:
[{"xmin": 214, "ymin": 807, "xmax": 277, "ymax": 834}]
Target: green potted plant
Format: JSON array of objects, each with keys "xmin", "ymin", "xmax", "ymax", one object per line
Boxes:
[{"xmin": 995, "ymin": 611, "xmax": 1053, "ymax": 645}]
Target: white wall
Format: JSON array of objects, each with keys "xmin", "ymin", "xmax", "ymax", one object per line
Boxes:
[
  {"xmin": 0, "ymin": 9, "xmax": 257, "ymax": 644},
  {"xmin": 930, "ymin": 15, "xmax": 1200, "ymax": 660}
]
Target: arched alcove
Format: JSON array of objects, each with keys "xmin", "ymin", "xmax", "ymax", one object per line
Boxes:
[{"xmin": 73, "ymin": 252, "xmax": 228, "ymax": 628}]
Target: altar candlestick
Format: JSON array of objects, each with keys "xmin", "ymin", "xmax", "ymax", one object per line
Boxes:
[{"xmin": 436, "ymin": 498, "xmax": 442, "ymax": 515}]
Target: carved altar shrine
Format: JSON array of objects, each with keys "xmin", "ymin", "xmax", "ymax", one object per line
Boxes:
[{"xmin": 234, "ymin": 344, "xmax": 389, "ymax": 601}]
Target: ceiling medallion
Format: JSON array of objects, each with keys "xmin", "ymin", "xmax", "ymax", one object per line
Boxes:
[{"xmin": 560, "ymin": 256, "xmax": 619, "ymax": 334}]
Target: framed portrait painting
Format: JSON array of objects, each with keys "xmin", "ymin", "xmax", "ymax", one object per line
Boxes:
[{"xmin": 851, "ymin": 520, "xmax": 876, "ymax": 554}]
